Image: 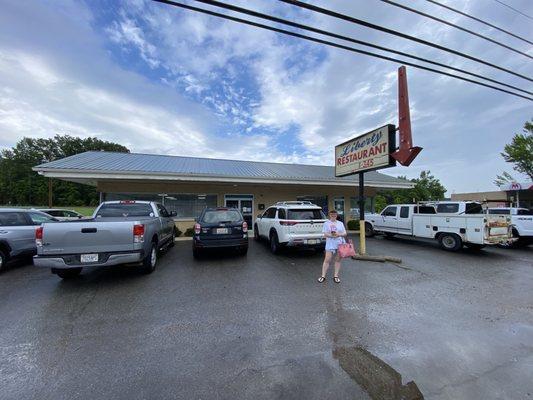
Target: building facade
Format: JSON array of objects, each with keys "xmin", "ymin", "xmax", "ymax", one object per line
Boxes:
[{"xmin": 34, "ymin": 151, "xmax": 414, "ymax": 232}]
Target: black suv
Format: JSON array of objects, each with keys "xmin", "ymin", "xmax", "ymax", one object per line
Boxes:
[{"xmin": 192, "ymin": 207, "xmax": 248, "ymax": 258}]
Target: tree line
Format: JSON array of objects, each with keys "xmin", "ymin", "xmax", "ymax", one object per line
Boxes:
[{"xmin": 0, "ymin": 135, "xmax": 129, "ymax": 207}]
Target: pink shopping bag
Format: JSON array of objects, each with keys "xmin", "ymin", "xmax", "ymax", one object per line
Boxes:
[{"xmin": 338, "ymin": 239, "xmax": 357, "ymax": 258}]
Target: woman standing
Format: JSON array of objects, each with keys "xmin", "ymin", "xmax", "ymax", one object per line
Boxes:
[{"xmin": 318, "ymin": 210, "xmax": 347, "ymax": 284}]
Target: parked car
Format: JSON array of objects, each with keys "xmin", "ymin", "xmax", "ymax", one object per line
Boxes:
[
  {"xmin": 33, "ymin": 201, "xmax": 176, "ymax": 279},
  {"xmin": 365, "ymin": 204, "xmax": 513, "ymax": 251},
  {"xmin": 37, "ymin": 208, "xmax": 86, "ymax": 220},
  {"xmin": 488, "ymin": 207, "xmax": 533, "ymax": 247},
  {"xmin": 0, "ymin": 208, "xmax": 58, "ymax": 270},
  {"xmin": 192, "ymin": 207, "xmax": 248, "ymax": 258},
  {"xmin": 254, "ymin": 201, "xmax": 327, "ymax": 254}
]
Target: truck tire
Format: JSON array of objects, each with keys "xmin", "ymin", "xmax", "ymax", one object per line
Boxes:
[
  {"xmin": 54, "ymin": 268, "xmax": 82, "ymax": 279},
  {"xmin": 140, "ymin": 242, "xmax": 157, "ymax": 274},
  {"xmin": 254, "ymin": 224, "xmax": 261, "ymax": 241},
  {"xmin": 365, "ymin": 223, "xmax": 375, "ymax": 238},
  {"xmin": 438, "ymin": 233, "xmax": 462, "ymax": 251},
  {"xmin": 270, "ymin": 231, "xmax": 280, "ymax": 254},
  {"xmin": 0, "ymin": 249, "xmax": 7, "ymax": 272}
]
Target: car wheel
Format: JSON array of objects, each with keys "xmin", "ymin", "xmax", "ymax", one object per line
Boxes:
[
  {"xmin": 365, "ymin": 222, "xmax": 375, "ymax": 238},
  {"xmin": 54, "ymin": 268, "xmax": 82, "ymax": 279},
  {"xmin": 254, "ymin": 225, "xmax": 260, "ymax": 241},
  {"xmin": 0, "ymin": 249, "xmax": 7, "ymax": 272},
  {"xmin": 438, "ymin": 233, "xmax": 462, "ymax": 251},
  {"xmin": 270, "ymin": 231, "xmax": 280, "ymax": 254},
  {"xmin": 140, "ymin": 242, "xmax": 157, "ymax": 274}
]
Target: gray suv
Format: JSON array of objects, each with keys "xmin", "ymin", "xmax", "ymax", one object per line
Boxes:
[{"xmin": 0, "ymin": 209, "xmax": 57, "ymax": 270}]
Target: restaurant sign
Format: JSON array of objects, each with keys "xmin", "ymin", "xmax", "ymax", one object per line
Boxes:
[{"xmin": 335, "ymin": 124, "xmax": 397, "ymax": 177}]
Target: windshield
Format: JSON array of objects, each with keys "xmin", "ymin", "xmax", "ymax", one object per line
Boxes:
[
  {"xmin": 287, "ymin": 209, "xmax": 326, "ymax": 220},
  {"xmin": 95, "ymin": 203, "xmax": 153, "ymax": 217},
  {"xmin": 202, "ymin": 210, "xmax": 242, "ymax": 223}
]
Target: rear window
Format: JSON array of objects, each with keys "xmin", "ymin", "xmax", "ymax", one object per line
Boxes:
[
  {"xmin": 436, "ymin": 204, "xmax": 459, "ymax": 213},
  {"xmin": 96, "ymin": 203, "xmax": 154, "ymax": 217},
  {"xmin": 287, "ymin": 209, "xmax": 326, "ymax": 220},
  {"xmin": 517, "ymin": 209, "xmax": 533, "ymax": 215},
  {"xmin": 414, "ymin": 206, "xmax": 436, "ymax": 214},
  {"xmin": 0, "ymin": 212, "xmax": 28, "ymax": 226},
  {"xmin": 202, "ymin": 210, "xmax": 242, "ymax": 223},
  {"xmin": 45, "ymin": 210, "xmax": 63, "ymax": 217},
  {"xmin": 488, "ymin": 209, "xmax": 510, "ymax": 215},
  {"xmin": 465, "ymin": 203, "xmax": 483, "ymax": 214}
]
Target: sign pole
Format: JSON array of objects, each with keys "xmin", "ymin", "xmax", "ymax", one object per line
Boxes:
[{"xmin": 358, "ymin": 172, "xmax": 366, "ymax": 255}]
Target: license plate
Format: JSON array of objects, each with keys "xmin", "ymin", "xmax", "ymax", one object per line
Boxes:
[
  {"xmin": 80, "ymin": 254, "xmax": 98, "ymax": 263},
  {"xmin": 307, "ymin": 239, "xmax": 318, "ymax": 244},
  {"xmin": 216, "ymin": 228, "xmax": 229, "ymax": 234}
]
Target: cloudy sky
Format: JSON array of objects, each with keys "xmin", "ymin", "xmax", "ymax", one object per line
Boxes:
[{"xmin": 0, "ymin": 0, "xmax": 531, "ymax": 194}]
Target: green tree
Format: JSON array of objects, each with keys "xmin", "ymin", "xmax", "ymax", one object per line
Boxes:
[
  {"xmin": 496, "ymin": 120, "xmax": 533, "ymax": 182},
  {"xmin": 494, "ymin": 171, "xmax": 518, "ymax": 188},
  {"xmin": 0, "ymin": 135, "xmax": 129, "ymax": 206},
  {"xmin": 374, "ymin": 170, "xmax": 446, "ymax": 212}
]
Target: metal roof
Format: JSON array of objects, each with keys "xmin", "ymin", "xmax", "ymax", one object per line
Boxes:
[{"xmin": 34, "ymin": 151, "xmax": 412, "ymax": 187}]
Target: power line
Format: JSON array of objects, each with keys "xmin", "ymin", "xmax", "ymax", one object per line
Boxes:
[
  {"xmin": 493, "ymin": 0, "xmax": 533, "ymax": 21},
  {"xmin": 186, "ymin": 0, "xmax": 532, "ymax": 96},
  {"xmin": 379, "ymin": 0, "xmax": 532, "ymax": 59},
  {"xmin": 282, "ymin": 0, "xmax": 533, "ymax": 82},
  {"xmin": 279, "ymin": 0, "xmax": 533, "ymax": 82},
  {"xmin": 150, "ymin": 0, "xmax": 533, "ymax": 101},
  {"xmin": 424, "ymin": 0, "xmax": 532, "ymax": 45}
]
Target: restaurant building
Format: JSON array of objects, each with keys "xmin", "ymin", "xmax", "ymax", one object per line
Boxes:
[{"xmin": 34, "ymin": 151, "xmax": 413, "ymax": 232}]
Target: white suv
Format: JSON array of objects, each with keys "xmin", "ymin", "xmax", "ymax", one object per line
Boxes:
[{"xmin": 254, "ymin": 201, "xmax": 327, "ymax": 253}]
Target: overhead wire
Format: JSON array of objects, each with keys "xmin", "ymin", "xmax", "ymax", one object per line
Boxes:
[
  {"xmin": 279, "ymin": 0, "xmax": 533, "ymax": 82},
  {"xmin": 379, "ymin": 0, "xmax": 532, "ymax": 59},
  {"xmin": 423, "ymin": 0, "xmax": 533, "ymax": 45},
  {"xmin": 181, "ymin": 0, "xmax": 533, "ymax": 96},
  {"xmin": 150, "ymin": 0, "xmax": 533, "ymax": 101},
  {"xmin": 493, "ymin": 0, "xmax": 533, "ymax": 21}
]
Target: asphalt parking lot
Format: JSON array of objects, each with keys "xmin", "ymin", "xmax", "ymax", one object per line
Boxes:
[{"xmin": 0, "ymin": 235, "xmax": 532, "ymax": 400}]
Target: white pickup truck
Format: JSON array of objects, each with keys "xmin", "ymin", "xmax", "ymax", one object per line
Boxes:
[
  {"xmin": 488, "ymin": 207, "xmax": 533, "ymax": 247},
  {"xmin": 365, "ymin": 204, "xmax": 512, "ymax": 251}
]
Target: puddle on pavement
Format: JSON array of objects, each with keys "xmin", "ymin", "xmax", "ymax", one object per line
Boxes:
[{"xmin": 323, "ymin": 288, "xmax": 424, "ymax": 400}]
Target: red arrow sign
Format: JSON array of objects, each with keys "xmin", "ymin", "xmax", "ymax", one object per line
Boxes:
[{"xmin": 391, "ymin": 66, "xmax": 422, "ymax": 166}]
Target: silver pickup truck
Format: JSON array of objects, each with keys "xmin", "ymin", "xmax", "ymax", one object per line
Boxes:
[{"xmin": 33, "ymin": 201, "xmax": 176, "ymax": 279}]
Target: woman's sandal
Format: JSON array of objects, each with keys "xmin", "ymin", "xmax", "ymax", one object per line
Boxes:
[
  {"xmin": 333, "ymin": 276, "xmax": 341, "ymax": 284},
  {"xmin": 317, "ymin": 276, "xmax": 326, "ymax": 283}
]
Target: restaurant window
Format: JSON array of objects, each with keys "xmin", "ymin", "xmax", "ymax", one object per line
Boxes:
[
  {"xmin": 296, "ymin": 196, "xmax": 328, "ymax": 213},
  {"xmin": 104, "ymin": 193, "xmax": 217, "ymax": 218},
  {"xmin": 349, "ymin": 196, "xmax": 374, "ymax": 218}
]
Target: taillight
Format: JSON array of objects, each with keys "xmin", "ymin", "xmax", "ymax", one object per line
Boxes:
[
  {"xmin": 35, "ymin": 226, "xmax": 43, "ymax": 247},
  {"xmin": 194, "ymin": 223, "xmax": 201, "ymax": 235},
  {"xmin": 133, "ymin": 224, "xmax": 145, "ymax": 243},
  {"xmin": 242, "ymin": 221, "xmax": 248, "ymax": 233},
  {"xmin": 280, "ymin": 220, "xmax": 298, "ymax": 226}
]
